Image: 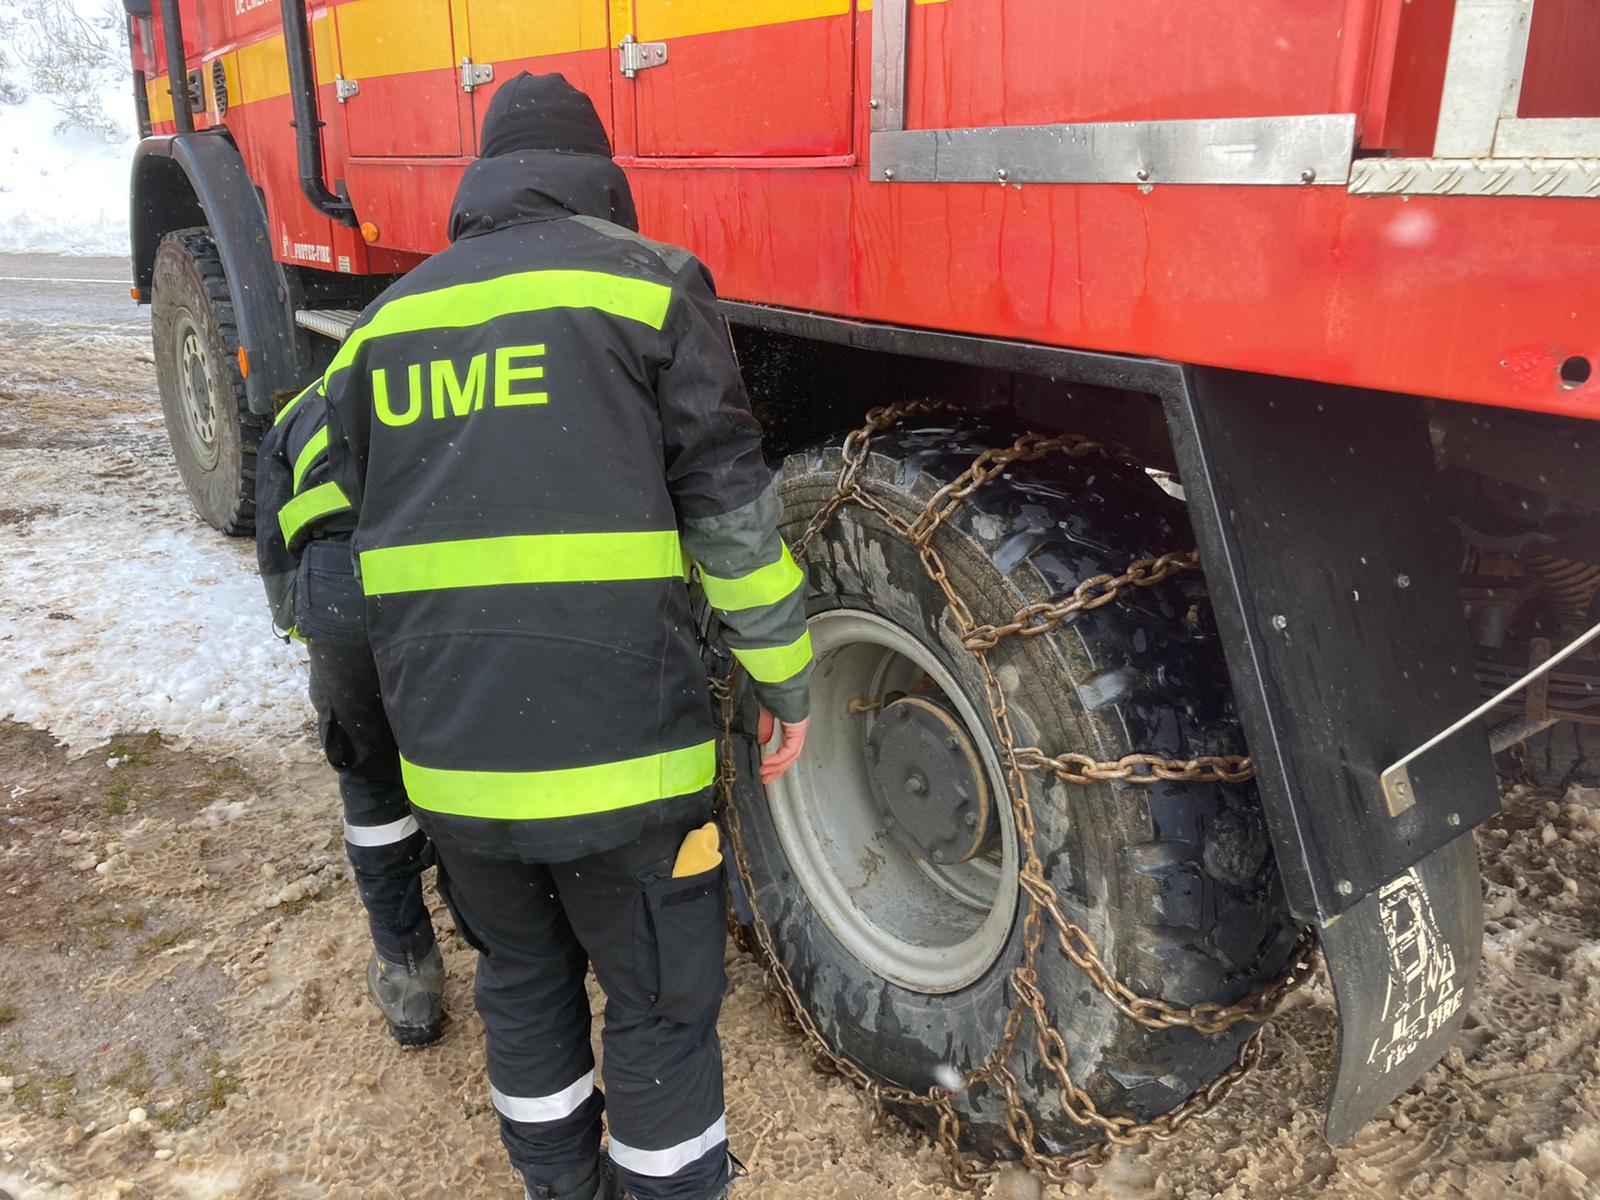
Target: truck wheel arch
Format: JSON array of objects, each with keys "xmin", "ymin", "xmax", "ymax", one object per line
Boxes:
[{"xmin": 131, "ymin": 133, "xmax": 300, "ymax": 417}]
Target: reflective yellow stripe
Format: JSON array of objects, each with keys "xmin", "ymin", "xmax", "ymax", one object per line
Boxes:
[
  {"xmin": 698, "ymin": 543, "xmax": 803, "ymax": 612},
  {"xmin": 278, "ymin": 480, "xmax": 350, "ymax": 545},
  {"xmin": 324, "ymin": 270, "xmax": 672, "ymax": 386},
  {"xmin": 360, "ymin": 530, "xmax": 684, "ymax": 596},
  {"xmin": 292, "ymin": 426, "xmax": 330, "ymax": 494},
  {"xmin": 733, "ymin": 629, "xmax": 813, "ymax": 683},
  {"xmin": 275, "ymin": 382, "xmax": 319, "ymax": 427},
  {"xmin": 400, "ymin": 740, "xmax": 717, "ymax": 820}
]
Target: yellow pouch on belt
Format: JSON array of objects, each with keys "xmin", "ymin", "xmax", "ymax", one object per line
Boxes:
[{"xmin": 672, "ymin": 822, "xmax": 722, "ymax": 878}]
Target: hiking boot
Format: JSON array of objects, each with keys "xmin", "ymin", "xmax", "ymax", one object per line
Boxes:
[{"xmin": 366, "ymin": 943, "xmax": 444, "ymax": 1047}]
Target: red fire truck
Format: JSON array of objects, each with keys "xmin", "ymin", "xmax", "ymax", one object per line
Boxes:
[{"xmin": 123, "ymin": 0, "xmax": 1599, "ymax": 1165}]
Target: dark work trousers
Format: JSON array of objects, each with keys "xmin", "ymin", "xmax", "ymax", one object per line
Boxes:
[
  {"xmin": 432, "ymin": 809, "xmax": 729, "ymax": 1200},
  {"xmin": 299, "ymin": 538, "xmax": 435, "ymax": 960}
]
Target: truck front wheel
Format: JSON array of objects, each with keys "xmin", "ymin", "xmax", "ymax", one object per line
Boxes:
[
  {"xmin": 149, "ymin": 228, "xmax": 264, "ymax": 535},
  {"xmin": 731, "ymin": 420, "xmax": 1302, "ymax": 1155}
]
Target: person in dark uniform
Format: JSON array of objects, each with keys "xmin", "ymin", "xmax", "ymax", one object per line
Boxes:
[
  {"xmin": 257, "ymin": 385, "xmax": 445, "ymax": 1046},
  {"xmin": 313, "ymin": 73, "xmax": 812, "ymax": 1200}
]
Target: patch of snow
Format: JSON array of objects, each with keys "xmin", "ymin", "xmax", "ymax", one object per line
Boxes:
[{"xmin": 0, "ymin": 443, "xmax": 314, "ymax": 753}]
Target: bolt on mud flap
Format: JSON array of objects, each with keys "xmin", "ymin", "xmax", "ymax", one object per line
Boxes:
[{"xmin": 1164, "ymin": 368, "xmax": 1498, "ymax": 1141}]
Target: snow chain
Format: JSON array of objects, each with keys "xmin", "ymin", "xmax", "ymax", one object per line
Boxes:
[{"xmin": 712, "ymin": 402, "xmax": 1319, "ymax": 1191}]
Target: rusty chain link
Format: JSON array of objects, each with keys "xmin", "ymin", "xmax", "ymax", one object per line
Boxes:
[{"xmin": 712, "ymin": 402, "xmax": 1318, "ymax": 1190}]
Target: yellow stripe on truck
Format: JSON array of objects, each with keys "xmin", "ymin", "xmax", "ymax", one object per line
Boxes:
[
  {"xmin": 335, "ymin": 0, "xmax": 457, "ymax": 79},
  {"xmin": 465, "ymin": 0, "xmax": 611, "ymax": 63},
  {"xmin": 146, "ymin": 76, "xmax": 175, "ymax": 125},
  {"xmin": 145, "ymin": 11, "xmax": 335, "ymax": 122},
  {"xmin": 636, "ymin": 0, "xmax": 849, "ymax": 42},
  {"xmin": 143, "ymin": 0, "xmax": 943, "ymax": 125},
  {"xmin": 233, "ymin": 31, "xmax": 291, "ymax": 105}
]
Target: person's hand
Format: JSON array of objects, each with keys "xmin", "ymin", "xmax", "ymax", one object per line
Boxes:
[{"xmin": 757, "ymin": 708, "xmax": 810, "ymax": 785}]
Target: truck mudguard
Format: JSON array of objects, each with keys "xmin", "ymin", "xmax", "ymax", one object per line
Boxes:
[
  {"xmin": 130, "ymin": 132, "xmax": 299, "ymax": 416},
  {"xmin": 1165, "ymin": 367, "xmax": 1497, "ymax": 1139}
]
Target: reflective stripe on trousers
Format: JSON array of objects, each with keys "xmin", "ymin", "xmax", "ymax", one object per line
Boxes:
[
  {"xmin": 343, "ymin": 814, "xmax": 420, "ymax": 847},
  {"xmin": 609, "ymin": 1113, "xmax": 728, "ymax": 1177},
  {"xmin": 491, "ymin": 1071, "xmax": 596, "ymax": 1125}
]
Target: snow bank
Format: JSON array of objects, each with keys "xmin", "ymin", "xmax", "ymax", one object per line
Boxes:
[
  {"xmin": 0, "ymin": 436, "xmax": 314, "ymax": 753},
  {"xmin": 0, "ymin": 89, "xmax": 134, "ymax": 255},
  {"xmin": 0, "ymin": 1, "xmax": 139, "ymax": 255}
]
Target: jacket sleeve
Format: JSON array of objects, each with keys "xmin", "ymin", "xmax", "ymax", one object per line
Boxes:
[
  {"xmin": 254, "ymin": 399, "xmax": 300, "ymax": 636},
  {"xmin": 254, "ymin": 385, "xmax": 354, "ymax": 635},
  {"xmin": 658, "ymin": 259, "xmax": 812, "ymax": 722},
  {"xmin": 321, "ymin": 336, "xmax": 373, "ymax": 523}
]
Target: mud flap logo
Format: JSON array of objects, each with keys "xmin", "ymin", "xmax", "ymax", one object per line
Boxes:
[{"xmin": 1366, "ymin": 867, "xmax": 1466, "ymax": 1074}]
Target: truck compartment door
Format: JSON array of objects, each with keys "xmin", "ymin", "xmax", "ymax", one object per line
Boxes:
[
  {"xmin": 622, "ymin": 0, "xmax": 854, "ymax": 157},
  {"xmin": 332, "ymin": 0, "xmax": 466, "ymax": 157},
  {"xmin": 456, "ymin": 0, "xmax": 615, "ymax": 155}
]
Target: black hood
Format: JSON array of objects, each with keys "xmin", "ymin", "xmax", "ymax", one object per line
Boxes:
[{"xmin": 448, "ymin": 72, "xmax": 638, "ymax": 241}]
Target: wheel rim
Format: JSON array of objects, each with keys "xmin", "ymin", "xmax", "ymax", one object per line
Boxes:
[
  {"xmin": 173, "ymin": 315, "xmax": 221, "ymax": 469},
  {"xmin": 765, "ymin": 609, "xmax": 1020, "ymax": 993}
]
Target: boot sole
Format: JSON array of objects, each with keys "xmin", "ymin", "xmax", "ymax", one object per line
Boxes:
[{"xmin": 387, "ymin": 1017, "xmax": 444, "ymax": 1049}]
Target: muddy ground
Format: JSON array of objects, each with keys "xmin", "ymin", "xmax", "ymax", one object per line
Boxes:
[{"xmin": 1, "ymin": 258, "xmax": 1597, "ymax": 1199}]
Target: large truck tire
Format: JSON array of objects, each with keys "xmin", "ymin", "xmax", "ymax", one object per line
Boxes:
[
  {"xmin": 730, "ymin": 420, "xmax": 1302, "ymax": 1154},
  {"xmin": 149, "ymin": 228, "xmax": 265, "ymax": 535}
]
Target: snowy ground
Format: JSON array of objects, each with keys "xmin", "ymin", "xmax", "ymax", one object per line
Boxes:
[{"xmin": 0, "ymin": 256, "xmax": 1597, "ymax": 1199}]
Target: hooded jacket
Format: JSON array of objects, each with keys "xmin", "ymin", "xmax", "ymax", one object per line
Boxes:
[{"xmin": 318, "ymin": 73, "xmax": 812, "ymax": 862}]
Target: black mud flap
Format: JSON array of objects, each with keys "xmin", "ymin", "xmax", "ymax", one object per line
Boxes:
[
  {"xmin": 1321, "ymin": 833, "xmax": 1482, "ymax": 1141},
  {"xmin": 1165, "ymin": 368, "xmax": 1495, "ymax": 1140}
]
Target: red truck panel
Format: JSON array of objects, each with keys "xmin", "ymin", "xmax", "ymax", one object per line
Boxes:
[{"xmin": 136, "ymin": 0, "xmax": 1600, "ymax": 423}]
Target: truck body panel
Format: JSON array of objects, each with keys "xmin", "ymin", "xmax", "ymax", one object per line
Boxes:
[{"xmin": 127, "ymin": 0, "xmax": 1600, "ymax": 420}]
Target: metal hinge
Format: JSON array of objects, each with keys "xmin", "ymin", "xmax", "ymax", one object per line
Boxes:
[
  {"xmin": 618, "ymin": 34, "xmax": 668, "ymax": 79},
  {"xmin": 334, "ymin": 74, "xmax": 359, "ymax": 103},
  {"xmin": 460, "ymin": 57, "xmax": 494, "ymax": 92}
]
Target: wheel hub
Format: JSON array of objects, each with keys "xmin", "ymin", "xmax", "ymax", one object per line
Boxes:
[
  {"xmin": 175, "ymin": 319, "xmax": 220, "ymax": 456},
  {"xmin": 867, "ymin": 695, "xmax": 992, "ymax": 865}
]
